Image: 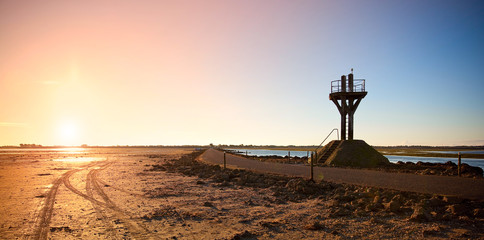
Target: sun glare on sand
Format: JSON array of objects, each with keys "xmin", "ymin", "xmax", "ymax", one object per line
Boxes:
[{"xmin": 54, "ymin": 157, "xmax": 101, "ymax": 163}]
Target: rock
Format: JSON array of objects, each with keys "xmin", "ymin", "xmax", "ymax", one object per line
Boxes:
[
  {"xmin": 443, "ymin": 196, "xmax": 463, "ymax": 204},
  {"xmin": 391, "ymin": 194, "xmax": 403, "ymax": 204},
  {"xmin": 203, "ymin": 201, "xmax": 214, "ymax": 208},
  {"xmin": 327, "ymin": 199, "xmax": 339, "ymax": 207},
  {"xmin": 446, "ymin": 204, "xmax": 467, "ymax": 216},
  {"xmin": 409, "ymin": 206, "xmax": 431, "ymax": 222},
  {"xmin": 285, "ymin": 178, "xmax": 317, "ymax": 195},
  {"xmin": 444, "ymin": 161, "xmax": 456, "ymax": 166},
  {"xmin": 452, "ymin": 228, "xmax": 471, "ymax": 238},
  {"xmin": 473, "ymin": 208, "xmax": 484, "ymax": 218},
  {"xmin": 219, "ymin": 181, "xmax": 231, "ymax": 187},
  {"xmin": 304, "ymin": 221, "xmax": 324, "ymax": 231},
  {"xmin": 231, "ymin": 230, "xmax": 255, "ymax": 240},
  {"xmin": 236, "ymin": 178, "xmax": 246, "ymax": 186},
  {"xmin": 422, "ymin": 225, "xmax": 442, "ymax": 237},
  {"xmin": 428, "ymin": 196, "xmax": 445, "ymax": 207},
  {"xmin": 385, "ymin": 200, "xmax": 401, "ymax": 213},
  {"xmin": 366, "ymin": 202, "xmax": 383, "ymax": 212},
  {"xmin": 245, "ymin": 199, "xmax": 256, "ymax": 206},
  {"xmin": 259, "ymin": 220, "xmax": 282, "ymax": 231},
  {"xmin": 354, "ymin": 208, "xmax": 367, "ymax": 217},
  {"xmin": 369, "ymin": 217, "xmax": 383, "ymax": 224},
  {"xmin": 460, "ymin": 164, "xmax": 484, "ymax": 177},
  {"xmin": 330, "ymin": 229, "xmax": 339, "ymax": 235},
  {"xmin": 331, "ymin": 208, "xmax": 351, "ymax": 217},
  {"xmin": 351, "ymin": 198, "xmax": 368, "ymax": 208},
  {"xmin": 430, "ymin": 211, "xmax": 442, "ymax": 220}
]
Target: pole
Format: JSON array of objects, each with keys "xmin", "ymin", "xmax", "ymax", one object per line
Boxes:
[
  {"xmin": 458, "ymin": 152, "xmax": 461, "ymax": 177},
  {"xmin": 288, "ymin": 151, "xmax": 290, "ymax": 158},
  {"xmin": 224, "ymin": 152, "xmax": 226, "ymax": 169},
  {"xmin": 310, "ymin": 152, "xmax": 314, "ymax": 182}
]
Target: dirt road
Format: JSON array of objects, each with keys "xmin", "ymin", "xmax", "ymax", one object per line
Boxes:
[{"xmin": 200, "ymin": 148, "xmax": 484, "ymax": 200}]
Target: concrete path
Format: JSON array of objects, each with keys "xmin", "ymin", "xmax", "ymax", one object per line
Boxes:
[{"xmin": 199, "ymin": 148, "xmax": 484, "ymax": 200}]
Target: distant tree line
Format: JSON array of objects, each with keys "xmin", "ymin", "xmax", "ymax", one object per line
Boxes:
[{"xmin": 19, "ymin": 144, "xmax": 43, "ymax": 148}]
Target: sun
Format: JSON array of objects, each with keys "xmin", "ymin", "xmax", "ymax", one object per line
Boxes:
[{"xmin": 58, "ymin": 122, "xmax": 79, "ymax": 144}]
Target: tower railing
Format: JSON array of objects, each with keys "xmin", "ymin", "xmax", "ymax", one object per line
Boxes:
[
  {"xmin": 313, "ymin": 128, "xmax": 339, "ymax": 154},
  {"xmin": 331, "ymin": 79, "xmax": 366, "ymax": 93}
]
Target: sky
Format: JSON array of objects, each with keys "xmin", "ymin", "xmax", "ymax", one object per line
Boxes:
[{"xmin": 1, "ymin": 0, "xmax": 483, "ymax": 147}]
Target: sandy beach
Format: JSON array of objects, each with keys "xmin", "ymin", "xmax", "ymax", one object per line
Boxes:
[{"xmin": 1, "ymin": 148, "xmax": 483, "ymax": 239}]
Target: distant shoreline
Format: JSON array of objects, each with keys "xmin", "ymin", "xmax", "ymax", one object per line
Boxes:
[{"xmin": 2, "ymin": 144, "xmax": 484, "ymax": 159}]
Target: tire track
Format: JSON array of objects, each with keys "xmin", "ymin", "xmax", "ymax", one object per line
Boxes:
[
  {"xmin": 32, "ymin": 177, "xmax": 62, "ymax": 240},
  {"xmin": 95, "ymin": 177, "xmax": 146, "ymax": 198},
  {"xmin": 87, "ymin": 165, "xmax": 153, "ymax": 239},
  {"xmin": 32, "ymin": 159, "xmax": 155, "ymax": 239},
  {"xmin": 85, "ymin": 167, "xmax": 119, "ymax": 239},
  {"xmin": 32, "ymin": 168, "xmax": 79, "ymax": 240},
  {"xmin": 62, "ymin": 168, "xmax": 108, "ymax": 207}
]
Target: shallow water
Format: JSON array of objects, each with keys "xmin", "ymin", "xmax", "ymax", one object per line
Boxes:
[
  {"xmin": 226, "ymin": 149, "xmax": 309, "ymax": 158},
  {"xmin": 227, "ymin": 148, "xmax": 484, "ymax": 171},
  {"xmin": 425, "ymin": 150, "xmax": 484, "ymax": 154},
  {"xmin": 385, "ymin": 155, "xmax": 484, "ymax": 171}
]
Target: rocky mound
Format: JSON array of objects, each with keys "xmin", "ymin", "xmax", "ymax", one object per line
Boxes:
[{"xmin": 324, "ymin": 140, "xmax": 389, "ymax": 167}]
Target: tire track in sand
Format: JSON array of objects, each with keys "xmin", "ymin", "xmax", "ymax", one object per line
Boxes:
[
  {"xmin": 32, "ymin": 167, "xmax": 82, "ymax": 240},
  {"xmin": 32, "ymin": 160, "xmax": 153, "ymax": 239},
  {"xmin": 86, "ymin": 164, "xmax": 153, "ymax": 239},
  {"xmin": 32, "ymin": 177, "xmax": 63, "ymax": 240},
  {"xmin": 85, "ymin": 165, "xmax": 119, "ymax": 239}
]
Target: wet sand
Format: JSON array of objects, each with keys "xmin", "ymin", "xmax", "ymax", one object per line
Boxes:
[{"xmin": 0, "ymin": 148, "xmax": 483, "ymax": 239}]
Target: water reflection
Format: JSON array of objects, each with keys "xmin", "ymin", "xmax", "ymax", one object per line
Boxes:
[
  {"xmin": 53, "ymin": 157, "xmax": 102, "ymax": 163},
  {"xmin": 0, "ymin": 148, "xmax": 87, "ymax": 154}
]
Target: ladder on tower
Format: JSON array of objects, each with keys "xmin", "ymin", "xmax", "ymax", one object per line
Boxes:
[{"xmin": 345, "ymin": 114, "xmax": 349, "ymax": 140}]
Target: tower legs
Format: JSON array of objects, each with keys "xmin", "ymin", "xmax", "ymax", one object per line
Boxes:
[{"xmin": 332, "ymin": 98, "xmax": 358, "ymax": 141}]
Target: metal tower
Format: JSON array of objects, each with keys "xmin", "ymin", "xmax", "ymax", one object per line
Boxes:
[{"xmin": 329, "ymin": 72, "xmax": 367, "ymax": 140}]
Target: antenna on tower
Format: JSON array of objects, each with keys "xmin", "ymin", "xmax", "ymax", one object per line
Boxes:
[{"xmin": 351, "ymin": 68, "xmax": 354, "ymax": 74}]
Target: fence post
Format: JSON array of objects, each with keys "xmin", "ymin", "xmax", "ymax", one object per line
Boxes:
[
  {"xmin": 458, "ymin": 152, "xmax": 461, "ymax": 177},
  {"xmin": 224, "ymin": 152, "xmax": 226, "ymax": 169},
  {"xmin": 288, "ymin": 151, "xmax": 290, "ymax": 158},
  {"xmin": 310, "ymin": 152, "xmax": 314, "ymax": 182}
]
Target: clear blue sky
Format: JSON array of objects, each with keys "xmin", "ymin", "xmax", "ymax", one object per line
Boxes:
[{"xmin": 1, "ymin": 0, "xmax": 483, "ymax": 146}]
